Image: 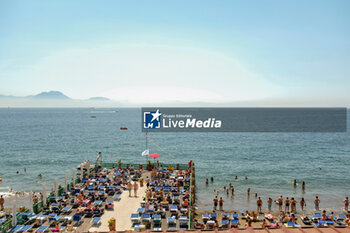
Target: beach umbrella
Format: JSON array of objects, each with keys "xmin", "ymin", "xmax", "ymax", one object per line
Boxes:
[
  {"xmin": 12, "ymin": 195, "xmax": 17, "ymax": 226},
  {"xmin": 42, "ymin": 184, "xmax": 47, "ymax": 206},
  {"xmin": 28, "ymin": 191, "xmax": 33, "ymax": 213},
  {"xmin": 148, "ymin": 153, "xmax": 160, "ymax": 158},
  {"xmin": 64, "ymin": 173, "xmax": 67, "ymax": 193},
  {"xmin": 54, "ymin": 178, "xmax": 58, "ymax": 198},
  {"xmin": 72, "ymin": 168, "xmax": 76, "ymax": 186}
]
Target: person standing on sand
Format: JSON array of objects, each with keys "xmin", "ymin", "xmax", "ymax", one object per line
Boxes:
[
  {"xmin": 291, "ymin": 197, "xmax": 297, "ymax": 212},
  {"xmin": 267, "ymin": 198, "xmax": 272, "ymax": 212},
  {"xmin": 344, "ymin": 197, "xmax": 349, "ymax": 211},
  {"xmin": 0, "ymin": 195, "xmax": 4, "ymax": 210},
  {"xmin": 278, "ymin": 196, "xmax": 283, "ymax": 212},
  {"xmin": 219, "ymin": 197, "xmax": 224, "ymax": 211},
  {"xmin": 133, "ymin": 181, "xmax": 139, "ymax": 197},
  {"xmin": 127, "ymin": 182, "xmax": 132, "ymax": 197},
  {"xmin": 284, "ymin": 197, "xmax": 290, "ymax": 213},
  {"xmin": 314, "ymin": 196, "xmax": 320, "ymax": 211},
  {"xmin": 300, "ymin": 198, "xmax": 306, "ymax": 211},
  {"xmin": 257, "ymin": 197, "xmax": 262, "ymax": 213},
  {"xmin": 213, "ymin": 196, "xmax": 218, "ymax": 210}
]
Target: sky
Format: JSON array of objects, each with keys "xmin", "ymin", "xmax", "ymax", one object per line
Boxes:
[{"xmin": 0, "ymin": 0, "xmax": 349, "ymax": 106}]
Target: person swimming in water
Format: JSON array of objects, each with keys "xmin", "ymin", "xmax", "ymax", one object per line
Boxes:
[
  {"xmin": 38, "ymin": 174, "xmax": 42, "ymax": 179},
  {"xmin": 205, "ymin": 178, "xmax": 209, "ymax": 185}
]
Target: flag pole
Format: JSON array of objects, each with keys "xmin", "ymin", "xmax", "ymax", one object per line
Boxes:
[{"xmin": 145, "ymin": 131, "xmax": 148, "ymax": 163}]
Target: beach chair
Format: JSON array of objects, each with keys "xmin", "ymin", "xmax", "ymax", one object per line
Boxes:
[
  {"xmin": 84, "ymin": 208, "xmax": 93, "ymax": 218},
  {"xmin": 153, "ymin": 227, "xmax": 162, "ymax": 231},
  {"xmin": 207, "ymin": 220, "xmax": 215, "ymax": 229},
  {"xmin": 210, "ymin": 212, "xmax": 217, "ymax": 220},
  {"xmin": 18, "ymin": 225, "xmax": 32, "ymax": 233},
  {"xmin": 221, "ymin": 212, "xmax": 228, "ymax": 220},
  {"xmin": 231, "ymin": 213, "xmax": 239, "ymax": 220},
  {"xmin": 9, "ymin": 225, "xmax": 24, "ymax": 232},
  {"xmin": 141, "ymin": 213, "xmax": 151, "ymax": 225},
  {"xmin": 35, "ymin": 225, "xmax": 49, "ymax": 232},
  {"xmin": 131, "ymin": 213, "xmax": 140, "ymax": 224},
  {"xmin": 105, "ymin": 200, "xmax": 114, "ymax": 210},
  {"xmin": 91, "ymin": 217, "xmax": 101, "ymax": 226},
  {"xmin": 169, "ymin": 205, "xmax": 178, "ymax": 218},
  {"xmin": 152, "ymin": 214, "xmax": 161, "ymax": 225},
  {"xmin": 202, "ymin": 213, "xmax": 210, "ymax": 223},
  {"xmin": 137, "ymin": 208, "xmax": 145, "ymax": 216},
  {"xmin": 168, "ymin": 227, "xmax": 177, "ymax": 231},
  {"xmin": 337, "ymin": 214, "xmax": 346, "ymax": 221},
  {"xmin": 93, "ymin": 208, "xmax": 102, "ymax": 217},
  {"xmin": 230, "ymin": 220, "xmax": 239, "ymax": 228},
  {"xmin": 113, "ymin": 194, "xmax": 121, "ymax": 201},
  {"xmin": 93, "ymin": 200, "xmax": 102, "ymax": 207},
  {"xmin": 179, "ymin": 216, "xmax": 188, "ymax": 228},
  {"xmin": 72, "ymin": 213, "xmax": 84, "ymax": 226},
  {"xmin": 221, "ymin": 220, "xmax": 229, "ymax": 229},
  {"xmin": 62, "ymin": 206, "xmax": 72, "ymax": 214},
  {"xmin": 167, "ymin": 217, "xmax": 176, "ymax": 227}
]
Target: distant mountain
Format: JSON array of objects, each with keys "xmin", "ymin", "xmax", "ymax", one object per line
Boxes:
[
  {"xmin": 30, "ymin": 91, "xmax": 70, "ymax": 99},
  {"xmin": 88, "ymin": 97, "xmax": 110, "ymax": 101}
]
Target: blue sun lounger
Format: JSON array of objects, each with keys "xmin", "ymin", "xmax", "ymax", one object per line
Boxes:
[
  {"xmin": 167, "ymin": 217, "xmax": 176, "ymax": 226},
  {"xmin": 131, "ymin": 213, "xmax": 140, "ymax": 224},
  {"xmin": 137, "ymin": 208, "xmax": 145, "ymax": 215},
  {"xmin": 93, "ymin": 200, "xmax": 102, "ymax": 206},
  {"xmin": 338, "ymin": 214, "xmax": 346, "ymax": 221},
  {"xmin": 221, "ymin": 220, "xmax": 229, "ymax": 228},
  {"xmin": 35, "ymin": 225, "xmax": 49, "ymax": 232},
  {"xmin": 0, "ymin": 219, "xmax": 7, "ymax": 224},
  {"xmin": 113, "ymin": 194, "xmax": 121, "ymax": 201},
  {"xmin": 153, "ymin": 227, "xmax": 162, "ymax": 231},
  {"xmin": 9, "ymin": 225, "xmax": 24, "ymax": 232},
  {"xmin": 91, "ymin": 217, "xmax": 101, "ymax": 225},
  {"xmin": 62, "ymin": 206, "xmax": 72, "ymax": 213},
  {"xmin": 210, "ymin": 212, "xmax": 217, "ymax": 220},
  {"xmin": 19, "ymin": 225, "xmax": 33, "ymax": 232},
  {"xmin": 232, "ymin": 213, "xmax": 239, "ymax": 219},
  {"xmin": 153, "ymin": 214, "xmax": 161, "ymax": 224},
  {"xmin": 231, "ymin": 220, "xmax": 239, "ymax": 227},
  {"xmin": 168, "ymin": 228, "xmax": 177, "ymax": 231}
]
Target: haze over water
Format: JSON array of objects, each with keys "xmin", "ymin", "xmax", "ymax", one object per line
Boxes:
[{"xmin": 0, "ymin": 108, "xmax": 349, "ymax": 212}]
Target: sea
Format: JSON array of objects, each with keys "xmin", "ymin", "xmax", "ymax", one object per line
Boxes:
[{"xmin": 0, "ymin": 108, "xmax": 349, "ymax": 212}]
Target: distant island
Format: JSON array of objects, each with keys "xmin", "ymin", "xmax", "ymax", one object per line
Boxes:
[{"xmin": 0, "ymin": 91, "xmax": 116, "ymax": 107}]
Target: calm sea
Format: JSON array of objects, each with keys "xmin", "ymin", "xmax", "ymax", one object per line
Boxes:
[{"xmin": 0, "ymin": 108, "xmax": 349, "ymax": 212}]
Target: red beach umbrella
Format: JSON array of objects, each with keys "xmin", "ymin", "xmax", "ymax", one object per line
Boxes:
[{"xmin": 148, "ymin": 153, "xmax": 160, "ymax": 158}]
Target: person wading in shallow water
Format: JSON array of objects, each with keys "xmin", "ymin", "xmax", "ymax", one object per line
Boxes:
[
  {"xmin": 213, "ymin": 196, "xmax": 218, "ymax": 210},
  {"xmin": 219, "ymin": 197, "xmax": 224, "ymax": 211}
]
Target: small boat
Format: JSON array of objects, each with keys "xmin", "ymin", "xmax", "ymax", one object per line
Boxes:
[
  {"xmin": 90, "ymin": 116, "xmax": 96, "ymax": 118},
  {"xmin": 120, "ymin": 127, "xmax": 128, "ymax": 130}
]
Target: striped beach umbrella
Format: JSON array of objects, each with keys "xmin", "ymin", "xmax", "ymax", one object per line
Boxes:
[{"xmin": 42, "ymin": 184, "xmax": 47, "ymax": 206}]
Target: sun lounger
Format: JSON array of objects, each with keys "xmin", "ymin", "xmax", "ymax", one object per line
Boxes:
[
  {"xmin": 91, "ymin": 217, "xmax": 101, "ymax": 226},
  {"xmin": 286, "ymin": 222, "xmax": 300, "ymax": 227},
  {"xmin": 153, "ymin": 227, "xmax": 162, "ymax": 231},
  {"xmin": 169, "ymin": 205, "xmax": 178, "ymax": 212},
  {"xmin": 35, "ymin": 225, "xmax": 49, "ymax": 232},
  {"xmin": 202, "ymin": 214, "xmax": 209, "ymax": 222},
  {"xmin": 19, "ymin": 225, "xmax": 33, "ymax": 232},
  {"xmin": 210, "ymin": 212, "xmax": 217, "ymax": 220},
  {"xmin": 131, "ymin": 213, "xmax": 140, "ymax": 224},
  {"xmin": 338, "ymin": 214, "xmax": 346, "ymax": 221},
  {"xmin": 167, "ymin": 217, "xmax": 176, "ymax": 226},
  {"xmin": 168, "ymin": 227, "xmax": 177, "ymax": 231},
  {"xmin": 10, "ymin": 225, "xmax": 24, "ymax": 232},
  {"xmin": 152, "ymin": 214, "xmax": 161, "ymax": 224},
  {"xmin": 141, "ymin": 213, "xmax": 151, "ymax": 224},
  {"xmin": 207, "ymin": 220, "xmax": 215, "ymax": 229},
  {"xmin": 72, "ymin": 213, "xmax": 84, "ymax": 226},
  {"xmin": 137, "ymin": 208, "xmax": 145, "ymax": 215},
  {"xmin": 231, "ymin": 213, "xmax": 239, "ymax": 219},
  {"xmin": 179, "ymin": 216, "xmax": 188, "ymax": 227},
  {"xmin": 231, "ymin": 220, "xmax": 239, "ymax": 228},
  {"xmin": 62, "ymin": 206, "xmax": 72, "ymax": 213},
  {"xmin": 113, "ymin": 194, "xmax": 121, "ymax": 201},
  {"xmin": 0, "ymin": 219, "xmax": 7, "ymax": 224},
  {"xmin": 221, "ymin": 220, "xmax": 229, "ymax": 229},
  {"xmin": 93, "ymin": 200, "xmax": 102, "ymax": 206}
]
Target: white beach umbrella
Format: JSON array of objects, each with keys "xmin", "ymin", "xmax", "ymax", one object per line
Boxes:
[
  {"xmin": 28, "ymin": 191, "xmax": 33, "ymax": 213},
  {"xmin": 72, "ymin": 168, "xmax": 76, "ymax": 186},
  {"xmin": 12, "ymin": 196, "xmax": 17, "ymax": 226},
  {"xmin": 54, "ymin": 178, "xmax": 58, "ymax": 198},
  {"xmin": 64, "ymin": 173, "xmax": 67, "ymax": 193},
  {"xmin": 42, "ymin": 184, "xmax": 47, "ymax": 206}
]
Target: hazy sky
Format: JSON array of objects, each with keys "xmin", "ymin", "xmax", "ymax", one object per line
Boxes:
[{"xmin": 0, "ymin": 0, "xmax": 349, "ymax": 105}]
